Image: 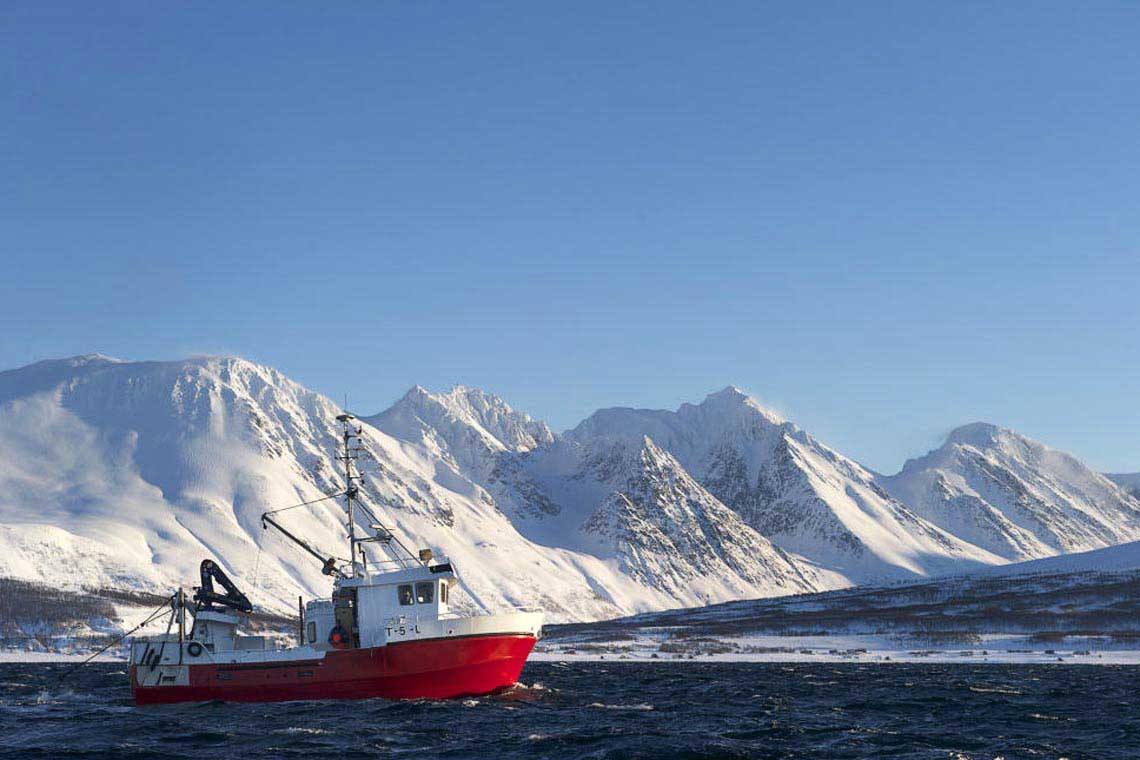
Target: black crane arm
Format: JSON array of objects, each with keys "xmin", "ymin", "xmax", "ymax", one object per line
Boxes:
[
  {"xmin": 260, "ymin": 513, "xmax": 341, "ymax": 577},
  {"xmin": 192, "ymin": 559, "xmax": 253, "ymax": 613}
]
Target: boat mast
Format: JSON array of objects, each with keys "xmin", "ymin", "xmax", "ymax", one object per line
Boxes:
[
  {"xmin": 336, "ymin": 413, "xmax": 364, "ymax": 577},
  {"xmin": 259, "ymin": 414, "xmax": 423, "ymax": 578}
]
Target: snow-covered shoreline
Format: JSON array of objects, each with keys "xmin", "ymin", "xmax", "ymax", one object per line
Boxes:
[
  {"xmin": 532, "ymin": 632, "xmax": 1140, "ymax": 666},
  {"xmin": 0, "ymin": 650, "xmax": 123, "ymax": 663},
  {"xmin": 4, "ymin": 649, "xmax": 1136, "ymax": 666},
  {"xmin": 529, "ymin": 650, "xmax": 1140, "ymax": 665}
]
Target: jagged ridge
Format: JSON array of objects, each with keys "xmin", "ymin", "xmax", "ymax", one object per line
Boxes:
[
  {"xmin": 882, "ymin": 423, "xmax": 1140, "ymax": 560},
  {"xmin": 2, "ymin": 356, "xmax": 1138, "ymax": 627}
]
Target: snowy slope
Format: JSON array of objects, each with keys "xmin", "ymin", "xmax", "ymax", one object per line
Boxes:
[
  {"xmin": 509, "ymin": 436, "xmax": 841, "ymax": 604},
  {"xmin": 367, "ymin": 387, "xmax": 842, "ymax": 608},
  {"xmin": 544, "ymin": 540, "xmax": 1140, "ymax": 652},
  {"xmin": 882, "ymin": 424, "xmax": 1140, "ymax": 561},
  {"xmin": 568, "ymin": 388, "xmax": 1002, "ymax": 583},
  {"xmin": 362, "ymin": 384, "xmax": 553, "ymax": 495},
  {"xmin": 0, "ymin": 356, "xmax": 653, "ymax": 621},
  {"xmin": 4, "ymin": 356, "xmax": 1138, "ymax": 627},
  {"xmin": 1106, "ymin": 472, "xmax": 1140, "ymax": 500},
  {"xmin": 979, "ymin": 538, "xmax": 1140, "ymax": 577},
  {"xmin": 367, "ymin": 385, "xmax": 552, "ymax": 457}
]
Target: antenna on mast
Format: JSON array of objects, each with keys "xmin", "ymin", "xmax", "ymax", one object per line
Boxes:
[
  {"xmin": 336, "ymin": 412, "xmax": 364, "ymax": 577},
  {"xmin": 333, "ymin": 410, "xmax": 429, "ymax": 574}
]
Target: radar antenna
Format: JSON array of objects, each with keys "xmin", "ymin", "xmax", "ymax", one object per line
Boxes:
[
  {"xmin": 336, "ymin": 413, "xmax": 366, "ymax": 575},
  {"xmin": 335, "ymin": 412, "xmax": 427, "ymax": 575},
  {"xmin": 259, "ymin": 412, "xmax": 428, "ymax": 579}
]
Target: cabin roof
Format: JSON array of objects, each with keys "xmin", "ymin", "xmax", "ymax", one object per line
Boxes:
[{"xmin": 336, "ymin": 562, "xmax": 455, "ymax": 589}]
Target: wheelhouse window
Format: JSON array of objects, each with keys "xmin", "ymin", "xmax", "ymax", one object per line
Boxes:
[
  {"xmin": 440, "ymin": 581, "xmax": 449, "ymax": 605},
  {"xmin": 398, "ymin": 584, "xmax": 414, "ymax": 605},
  {"xmin": 306, "ymin": 622, "xmax": 316, "ymax": 644},
  {"xmin": 415, "ymin": 582, "xmax": 434, "ymax": 604}
]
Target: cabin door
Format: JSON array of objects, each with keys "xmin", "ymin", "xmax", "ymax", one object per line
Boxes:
[{"xmin": 333, "ymin": 588, "xmax": 359, "ymax": 647}]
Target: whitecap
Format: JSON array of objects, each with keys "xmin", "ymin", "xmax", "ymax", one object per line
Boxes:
[
  {"xmin": 967, "ymin": 685, "xmax": 1021, "ymax": 695},
  {"xmin": 1029, "ymin": 713, "xmax": 1065, "ymax": 721},
  {"xmin": 513, "ymin": 681, "xmax": 551, "ymax": 692}
]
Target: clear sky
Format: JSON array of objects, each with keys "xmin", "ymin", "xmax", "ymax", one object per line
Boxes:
[{"xmin": 3, "ymin": 2, "xmax": 1139, "ymax": 473}]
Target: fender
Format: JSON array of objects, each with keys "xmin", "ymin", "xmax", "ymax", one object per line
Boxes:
[{"xmin": 328, "ymin": 626, "xmax": 350, "ymax": 649}]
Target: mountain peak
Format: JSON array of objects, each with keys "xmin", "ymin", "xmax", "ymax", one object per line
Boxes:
[
  {"xmin": 70, "ymin": 352, "xmax": 123, "ymax": 365},
  {"xmin": 0, "ymin": 353, "xmax": 131, "ymax": 400},
  {"xmin": 894, "ymin": 422, "xmax": 1023, "ymax": 478},
  {"xmin": 440, "ymin": 385, "xmax": 506, "ymax": 411},
  {"xmin": 396, "ymin": 383, "xmax": 510, "ymax": 409},
  {"xmin": 371, "ymin": 384, "xmax": 553, "ymax": 454},
  {"xmin": 635, "ymin": 434, "xmax": 671, "ymax": 464},
  {"xmin": 944, "ymin": 421, "xmax": 1007, "ymax": 449},
  {"xmin": 707, "ymin": 385, "xmax": 748, "ymax": 401},
  {"xmin": 569, "ymin": 387, "xmax": 788, "ymax": 452},
  {"xmin": 690, "ymin": 385, "xmax": 784, "ymax": 425},
  {"xmin": 884, "ymin": 420, "xmax": 1140, "ymax": 561},
  {"xmin": 8, "ymin": 353, "xmax": 123, "ymax": 374},
  {"xmin": 401, "ymin": 384, "xmax": 433, "ymax": 401},
  {"xmin": 447, "ymin": 384, "xmax": 479, "ymax": 396}
]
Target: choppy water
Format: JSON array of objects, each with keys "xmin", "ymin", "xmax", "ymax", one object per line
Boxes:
[{"xmin": 1, "ymin": 662, "xmax": 1136, "ymax": 759}]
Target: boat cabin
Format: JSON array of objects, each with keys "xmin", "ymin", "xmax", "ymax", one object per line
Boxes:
[{"xmin": 304, "ymin": 563, "xmax": 459, "ymax": 650}]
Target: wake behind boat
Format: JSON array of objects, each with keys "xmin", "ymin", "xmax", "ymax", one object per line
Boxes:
[{"xmin": 128, "ymin": 414, "xmax": 543, "ymax": 704}]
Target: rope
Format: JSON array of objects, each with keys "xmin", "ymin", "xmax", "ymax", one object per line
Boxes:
[
  {"xmin": 260, "ymin": 490, "xmax": 349, "ymax": 572},
  {"xmin": 56, "ymin": 594, "xmax": 175, "ymax": 683},
  {"xmin": 251, "ymin": 544, "xmax": 262, "ymax": 593},
  {"xmin": 149, "ymin": 596, "xmax": 177, "ymax": 672},
  {"xmin": 355, "ymin": 500, "xmax": 421, "ymax": 565},
  {"xmin": 262, "ymin": 490, "xmax": 345, "ymax": 517}
]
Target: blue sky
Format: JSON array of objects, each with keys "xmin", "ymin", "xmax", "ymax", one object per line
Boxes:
[{"xmin": 3, "ymin": 2, "xmax": 1139, "ymax": 473}]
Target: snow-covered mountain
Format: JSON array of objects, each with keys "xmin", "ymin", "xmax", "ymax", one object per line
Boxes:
[
  {"xmin": 2, "ymin": 355, "xmax": 1138, "ymax": 627},
  {"xmin": 514, "ymin": 437, "xmax": 839, "ymax": 600},
  {"xmin": 567, "ymin": 388, "xmax": 1001, "ymax": 583},
  {"xmin": 978, "ymin": 538, "xmax": 1140, "ymax": 578},
  {"xmin": 366, "ymin": 385, "xmax": 553, "ymax": 466},
  {"xmin": 544, "ymin": 539, "xmax": 1140, "ymax": 655},
  {"xmin": 1107, "ymin": 472, "xmax": 1140, "ymax": 500},
  {"xmin": 0, "ymin": 356, "xmax": 656, "ymax": 622},
  {"xmin": 881, "ymin": 423, "xmax": 1140, "ymax": 561},
  {"xmin": 366, "ymin": 386, "xmax": 841, "ymax": 609},
  {"xmin": 0, "ymin": 357, "xmax": 845, "ymax": 624}
]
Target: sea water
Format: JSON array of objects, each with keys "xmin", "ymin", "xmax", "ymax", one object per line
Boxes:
[{"xmin": 0, "ymin": 661, "xmax": 1135, "ymax": 758}]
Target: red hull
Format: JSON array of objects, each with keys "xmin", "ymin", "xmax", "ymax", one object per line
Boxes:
[{"xmin": 131, "ymin": 634, "xmax": 536, "ymax": 705}]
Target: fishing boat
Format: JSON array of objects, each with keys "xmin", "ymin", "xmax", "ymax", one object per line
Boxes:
[{"xmin": 128, "ymin": 414, "xmax": 543, "ymax": 704}]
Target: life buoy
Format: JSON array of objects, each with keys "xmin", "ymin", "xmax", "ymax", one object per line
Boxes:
[
  {"xmin": 187, "ymin": 641, "xmax": 204, "ymax": 657},
  {"xmin": 328, "ymin": 626, "xmax": 349, "ymax": 649}
]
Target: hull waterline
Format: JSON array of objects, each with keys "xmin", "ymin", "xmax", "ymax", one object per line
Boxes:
[{"xmin": 131, "ymin": 633, "xmax": 536, "ymax": 704}]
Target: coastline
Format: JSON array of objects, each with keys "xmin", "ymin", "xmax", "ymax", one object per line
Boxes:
[
  {"xmin": 6, "ymin": 644, "xmax": 1139, "ymax": 666},
  {"xmin": 529, "ymin": 650, "xmax": 1140, "ymax": 665},
  {"xmin": 532, "ymin": 632, "xmax": 1140, "ymax": 666}
]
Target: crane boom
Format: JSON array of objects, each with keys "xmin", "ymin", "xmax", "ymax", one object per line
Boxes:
[{"xmin": 260, "ymin": 513, "xmax": 341, "ymax": 577}]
